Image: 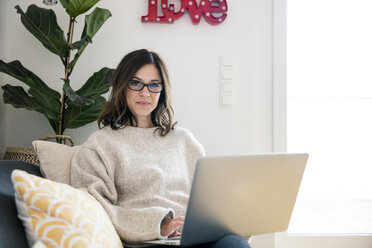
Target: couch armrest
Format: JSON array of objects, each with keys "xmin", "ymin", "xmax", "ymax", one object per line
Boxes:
[{"xmin": 0, "ymin": 160, "xmax": 42, "ymax": 248}]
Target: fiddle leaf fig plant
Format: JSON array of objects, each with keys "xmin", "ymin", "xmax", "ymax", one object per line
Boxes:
[{"xmin": 0, "ymin": 1, "xmax": 114, "ymax": 139}]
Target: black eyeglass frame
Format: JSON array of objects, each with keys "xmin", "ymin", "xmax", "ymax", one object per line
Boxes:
[{"xmin": 127, "ymin": 81, "xmax": 164, "ymax": 93}]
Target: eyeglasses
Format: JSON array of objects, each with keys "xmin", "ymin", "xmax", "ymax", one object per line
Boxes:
[
  {"xmin": 43, "ymin": 0, "xmax": 58, "ymax": 5},
  {"xmin": 128, "ymin": 80, "xmax": 163, "ymax": 93}
]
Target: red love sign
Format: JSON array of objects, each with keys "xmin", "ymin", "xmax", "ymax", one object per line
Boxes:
[{"xmin": 142, "ymin": 0, "xmax": 228, "ymax": 25}]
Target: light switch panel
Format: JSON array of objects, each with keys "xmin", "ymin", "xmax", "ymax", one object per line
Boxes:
[{"xmin": 220, "ymin": 56, "xmax": 235, "ymax": 108}]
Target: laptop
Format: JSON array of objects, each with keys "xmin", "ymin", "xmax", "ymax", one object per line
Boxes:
[{"xmin": 141, "ymin": 153, "xmax": 308, "ymax": 247}]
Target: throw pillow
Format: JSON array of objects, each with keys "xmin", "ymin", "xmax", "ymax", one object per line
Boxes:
[
  {"xmin": 32, "ymin": 140, "xmax": 80, "ymax": 185},
  {"xmin": 12, "ymin": 170, "xmax": 123, "ymax": 248}
]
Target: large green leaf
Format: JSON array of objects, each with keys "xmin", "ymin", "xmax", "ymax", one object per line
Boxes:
[
  {"xmin": 15, "ymin": 5, "xmax": 72, "ymax": 57},
  {"xmin": 59, "ymin": 0, "xmax": 100, "ymax": 18},
  {"xmin": 2, "ymin": 84, "xmax": 60, "ymax": 133},
  {"xmin": 63, "ymin": 67, "xmax": 113, "ymax": 128},
  {"xmin": 82, "ymin": 8, "xmax": 111, "ymax": 38},
  {"xmin": 0, "ymin": 60, "xmax": 61, "ymax": 106},
  {"xmin": 69, "ymin": 8, "xmax": 111, "ymax": 69},
  {"xmin": 0, "ymin": 60, "xmax": 61, "ymax": 126},
  {"xmin": 64, "ymin": 96, "xmax": 106, "ymax": 129},
  {"xmin": 47, "ymin": 118, "xmax": 60, "ymax": 134},
  {"xmin": 63, "ymin": 79, "xmax": 94, "ymax": 106},
  {"xmin": 2, "ymin": 84, "xmax": 40, "ymax": 110},
  {"xmin": 28, "ymin": 87, "xmax": 61, "ymax": 121},
  {"xmin": 71, "ymin": 35, "xmax": 92, "ymax": 50},
  {"xmin": 76, "ymin": 67, "xmax": 114, "ymax": 99}
]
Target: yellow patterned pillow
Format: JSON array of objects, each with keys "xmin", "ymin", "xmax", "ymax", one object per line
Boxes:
[{"xmin": 11, "ymin": 170, "xmax": 123, "ymax": 248}]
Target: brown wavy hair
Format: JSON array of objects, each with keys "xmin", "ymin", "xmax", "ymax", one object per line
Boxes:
[{"xmin": 98, "ymin": 49, "xmax": 176, "ymax": 136}]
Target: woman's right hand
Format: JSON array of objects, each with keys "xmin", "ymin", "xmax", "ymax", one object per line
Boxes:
[{"xmin": 160, "ymin": 216, "xmax": 184, "ymax": 237}]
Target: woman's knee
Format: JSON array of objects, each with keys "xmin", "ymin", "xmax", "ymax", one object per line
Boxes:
[{"xmin": 213, "ymin": 234, "xmax": 251, "ymax": 248}]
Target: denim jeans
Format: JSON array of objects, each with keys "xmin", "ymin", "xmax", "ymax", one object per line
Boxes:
[{"xmin": 145, "ymin": 234, "xmax": 251, "ymax": 248}]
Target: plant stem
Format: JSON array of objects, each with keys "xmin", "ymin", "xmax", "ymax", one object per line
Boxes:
[{"xmin": 58, "ymin": 17, "xmax": 75, "ymax": 141}]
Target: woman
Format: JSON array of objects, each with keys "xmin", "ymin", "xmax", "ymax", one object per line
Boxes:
[{"xmin": 70, "ymin": 49, "xmax": 251, "ymax": 248}]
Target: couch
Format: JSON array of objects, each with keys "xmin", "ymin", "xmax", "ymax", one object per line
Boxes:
[{"xmin": 0, "ymin": 160, "xmax": 42, "ymax": 247}]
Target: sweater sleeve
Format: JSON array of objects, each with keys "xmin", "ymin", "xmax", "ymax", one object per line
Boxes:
[
  {"xmin": 181, "ymin": 128, "xmax": 206, "ymax": 183},
  {"xmin": 70, "ymin": 146, "xmax": 174, "ymax": 243}
]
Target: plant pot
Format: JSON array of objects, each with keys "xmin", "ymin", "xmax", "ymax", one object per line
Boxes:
[{"xmin": 3, "ymin": 135, "xmax": 74, "ymax": 165}]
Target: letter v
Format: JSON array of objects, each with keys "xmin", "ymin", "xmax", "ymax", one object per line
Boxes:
[{"xmin": 186, "ymin": 0, "xmax": 204, "ymax": 25}]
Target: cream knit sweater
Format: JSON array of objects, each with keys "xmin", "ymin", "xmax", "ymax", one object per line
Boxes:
[{"xmin": 70, "ymin": 126, "xmax": 205, "ymax": 244}]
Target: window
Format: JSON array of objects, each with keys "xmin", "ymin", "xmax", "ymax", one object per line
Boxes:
[{"xmin": 287, "ymin": 0, "xmax": 372, "ymax": 234}]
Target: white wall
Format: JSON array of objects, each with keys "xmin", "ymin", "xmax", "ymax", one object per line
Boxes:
[{"xmin": 0, "ymin": 0, "xmax": 273, "ymax": 157}]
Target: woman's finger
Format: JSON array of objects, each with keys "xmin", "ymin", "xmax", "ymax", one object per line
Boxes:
[
  {"xmin": 168, "ymin": 230, "xmax": 182, "ymax": 238},
  {"xmin": 173, "ymin": 216, "xmax": 185, "ymax": 221},
  {"xmin": 167, "ymin": 221, "xmax": 183, "ymax": 233}
]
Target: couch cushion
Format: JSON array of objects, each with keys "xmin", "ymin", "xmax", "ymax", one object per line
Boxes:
[
  {"xmin": 12, "ymin": 169, "xmax": 123, "ymax": 248},
  {"xmin": 0, "ymin": 160, "xmax": 42, "ymax": 248},
  {"xmin": 32, "ymin": 140, "xmax": 80, "ymax": 185}
]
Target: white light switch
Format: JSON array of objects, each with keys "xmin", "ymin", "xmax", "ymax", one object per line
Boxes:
[
  {"xmin": 222, "ymin": 69, "xmax": 233, "ymax": 80},
  {"xmin": 222, "ymin": 82, "xmax": 234, "ymax": 93},
  {"xmin": 221, "ymin": 56, "xmax": 234, "ymax": 67},
  {"xmin": 222, "ymin": 95, "xmax": 234, "ymax": 106}
]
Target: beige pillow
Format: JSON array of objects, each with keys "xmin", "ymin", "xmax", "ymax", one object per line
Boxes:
[
  {"xmin": 32, "ymin": 140, "xmax": 80, "ymax": 185},
  {"xmin": 12, "ymin": 169, "xmax": 123, "ymax": 248}
]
